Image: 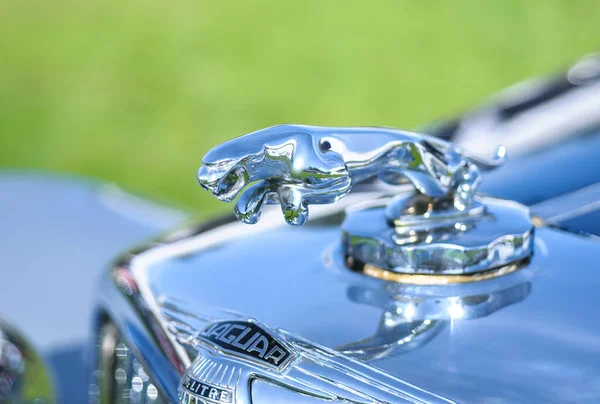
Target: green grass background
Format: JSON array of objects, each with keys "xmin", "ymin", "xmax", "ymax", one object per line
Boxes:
[{"xmin": 1, "ymin": 1, "xmax": 599, "ymax": 216}]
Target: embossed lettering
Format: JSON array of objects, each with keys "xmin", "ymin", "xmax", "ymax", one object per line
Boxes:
[
  {"xmin": 199, "ymin": 321, "xmax": 294, "ymax": 370},
  {"xmin": 247, "ymin": 335, "xmax": 269, "ymax": 358},
  {"xmin": 264, "ymin": 346, "xmax": 288, "ymax": 365},
  {"xmin": 180, "ymin": 376, "xmax": 233, "ymax": 403},
  {"xmin": 209, "ymin": 388, "xmax": 219, "ymax": 399},
  {"xmin": 218, "ymin": 324, "xmax": 247, "ymax": 344},
  {"xmin": 202, "ymin": 323, "xmax": 230, "ymax": 339},
  {"xmin": 230, "ymin": 326, "xmax": 254, "ymax": 349}
]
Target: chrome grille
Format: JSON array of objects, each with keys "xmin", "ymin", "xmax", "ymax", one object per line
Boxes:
[{"xmin": 90, "ymin": 322, "xmax": 167, "ymax": 404}]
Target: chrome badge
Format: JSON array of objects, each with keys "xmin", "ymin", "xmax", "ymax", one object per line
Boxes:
[
  {"xmin": 178, "ymin": 319, "xmax": 297, "ymax": 404},
  {"xmin": 198, "ymin": 320, "xmax": 294, "ymax": 371},
  {"xmin": 170, "ymin": 302, "xmax": 454, "ymax": 404},
  {"xmin": 180, "ymin": 375, "xmax": 233, "ymax": 403}
]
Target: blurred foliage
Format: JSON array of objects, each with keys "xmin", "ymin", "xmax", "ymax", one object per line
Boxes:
[{"xmin": 0, "ymin": 0, "xmax": 599, "ymax": 216}]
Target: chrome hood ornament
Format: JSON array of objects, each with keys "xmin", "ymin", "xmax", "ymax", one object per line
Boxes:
[
  {"xmin": 197, "ymin": 124, "xmax": 504, "ymax": 225},
  {"xmin": 198, "ymin": 124, "xmax": 534, "ymax": 278}
]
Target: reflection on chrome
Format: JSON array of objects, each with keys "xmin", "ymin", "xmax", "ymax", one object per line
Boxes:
[
  {"xmin": 89, "ymin": 321, "xmax": 167, "ymax": 404},
  {"xmin": 197, "ymin": 124, "xmax": 504, "ymax": 226},
  {"xmin": 0, "ymin": 328, "xmax": 24, "ymax": 401},
  {"xmin": 337, "ymin": 316, "xmax": 446, "ymax": 362},
  {"xmin": 0, "ymin": 316, "xmax": 55, "ymax": 403},
  {"xmin": 163, "ymin": 299, "xmax": 455, "ymax": 404},
  {"xmin": 339, "ymin": 278, "xmax": 531, "ymax": 361},
  {"xmin": 198, "ymin": 124, "xmax": 534, "ymax": 279}
]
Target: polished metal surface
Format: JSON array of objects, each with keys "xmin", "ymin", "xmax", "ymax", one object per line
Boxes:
[
  {"xmin": 92, "ymin": 118, "xmax": 600, "ymax": 402},
  {"xmin": 198, "ymin": 124, "xmax": 534, "ymax": 276},
  {"xmin": 173, "ymin": 312, "xmax": 452, "ymax": 404},
  {"xmin": 90, "ymin": 321, "xmax": 167, "ymax": 404},
  {"xmin": 91, "ymin": 191, "xmax": 410, "ymax": 403},
  {"xmin": 93, "ymin": 203, "xmax": 600, "ymax": 403},
  {"xmin": 197, "ymin": 124, "xmax": 505, "ymax": 226},
  {"xmin": 90, "ymin": 118, "xmax": 600, "ymax": 402},
  {"xmin": 342, "ymin": 196, "xmax": 534, "ymax": 275},
  {"xmin": 0, "ymin": 316, "xmax": 55, "ymax": 403},
  {"xmin": 531, "ymin": 181, "xmax": 600, "ymax": 237}
]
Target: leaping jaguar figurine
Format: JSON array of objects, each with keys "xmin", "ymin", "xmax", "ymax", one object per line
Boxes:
[{"xmin": 197, "ymin": 125, "xmax": 505, "ymax": 225}]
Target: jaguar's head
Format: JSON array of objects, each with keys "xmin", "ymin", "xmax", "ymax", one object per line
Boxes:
[
  {"xmin": 197, "ymin": 125, "xmax": 352, "ymax": 225},
  {"xmin": 197, "ymin": 157, "xmax": 249, "ymax": 203}
]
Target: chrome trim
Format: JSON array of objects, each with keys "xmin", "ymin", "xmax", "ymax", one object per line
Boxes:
[
  {"xmin": 90, "ymin": 321, "xmax": 167, "ymax": 403},
  {"xmin": 531, "ymin": 181, "xmax": 600, "ymax": 224},
  {"xmin": 360, "ymin": 260, "xmax": 525, "ymax": 285},
  {"xmin": 167, "ymin": 302, "xmax": 455, "ymax": 404},
  {"xmin": 342, "ymin": 196, "xmax": 534, "ymax": 275}
]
